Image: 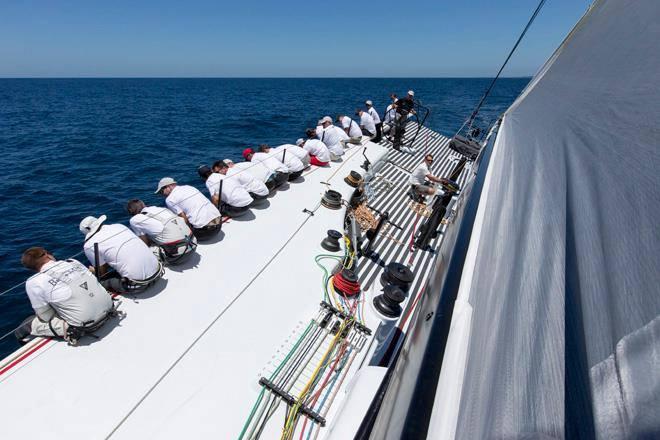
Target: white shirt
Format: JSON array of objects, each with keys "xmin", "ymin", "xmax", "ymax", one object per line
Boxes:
[
  {"xmin": 251, "ymin": 151, "xmax": 288, "ymax": 173},
  {"xmin": 226, "ymin": 166, "xmax": 269, "ymax": 196},
  {"xmin": 317, "ymin": 125, "xmax": 346, "ymax": 157},
  {"xmin": 166, "ymin": 184, "xmax": 221, "ymax": 228},
  {"xmin": 206, "ymin": 172, "xmax": 252, "ymax": 207},
  {"xmin": 409, "ymin": 162, "xmax": 431, "ymax": 186},
  {"xmin": 84, "ymin": 223, "xmax": 159, "ymax": 280},
  {"xmin": 25, "ymin": 260, "xmax": 81, "ymax": 309},
  {"xmin": 25, "ymin": 259, "xmax": 112, "ymax": 326},
  {"xmin": 340, "ymin": 116, "xmax": 363, "ymax": 138},
  {"xmin": 367, "ymin": 106, "xmax": 381, "ymax": 124},
  {"xmin": 303, "ymin": 139, "xmax": 331, "ymax": 163},
  {"xmin": 383, "ymin": 108, "xmax": 397, "ymax": 124},
  {"xmin": 359, "ymin": 112, "xmax": 376, "ymax": 135},
  {"xmin": 130, "ymin": 206, "xmax": 189, "ymax": 244},
  {"xmin": 232, "ymin": 161, "xmax": 273, "ymax": 183},
  {"xmin": 275, "ymin": 144, "xmax": 310, "ymax": 167},
  {"xmin": 268, "ymin": 147, "xmax": 304, "ymax": 172}
]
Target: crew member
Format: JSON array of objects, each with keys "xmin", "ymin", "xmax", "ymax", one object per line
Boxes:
[
  {"xmin": 315, "ymin": 118, "xmax": 346, "ymax": 160},
  {"xmin": 126, "ymin": 200, "xmax": 197, "ymax": 264},
  {"xmin": 356, "ymin": 109, "xmax": 376, "ymax": 137},
  {"xmin": 258, "ymin": 144, "xmax": 304, "ymax": 180},
  {"xmin": 198, "ymin": 166, "xmax": 252, "ymax": 218},
  {"xmin": 382, "ymin": 102, "xmax": 397, "ymax": 136},
  {"xmin": 273, "ymin": 143, "xmax": 310, "ymax": 168},
  {"xmin": 229, "ymin": 158, "xmax": 278, "ymax": 191},
  {"xmin": 365, "ymin": 100, "xmax": 382, "ymax": 142},
  {"xmin": 80, "ymin": 215, "xmax": 164, "ymax": 293},
  {"xmin": 409, "ymin": 154, "xmax": 443, "ymax": 197},
  {"xmin": 156, "ymin": 177, "xmax": 222, "ymax": 240},
  {"xmin": 336, "ymin": 114, "xmax": 363, "ymax": 139},
  {"xmin": 216, "ymin": 159, "xmax": 269, "ymax": 201},
  {"xmin": 243, "ymin": 147, "xmax": 290, "ymax": 186},
  {"xmin": 15, "ymin": 248, "xmax": 114, "ymax": 344},
  {"xmin": 299, "ymin": 133, "xmax": 331, "ymax": 166}
]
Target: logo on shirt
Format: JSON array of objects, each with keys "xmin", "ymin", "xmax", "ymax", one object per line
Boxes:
[{"xmin": 79, "ymin": 282, "xmax": 88, "ymax": 290}]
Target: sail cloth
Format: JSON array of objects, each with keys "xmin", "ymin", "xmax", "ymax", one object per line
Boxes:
[{"xmin": 448, "ymin": 0, "xmax": 660, "ymax": 438}]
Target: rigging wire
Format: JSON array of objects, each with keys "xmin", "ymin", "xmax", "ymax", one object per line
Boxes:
[{"xmin": 458, "ymin": 0, "xmax": 548, "ymax": 136}]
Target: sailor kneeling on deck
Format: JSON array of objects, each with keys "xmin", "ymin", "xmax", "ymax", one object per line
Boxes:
[
  {"xmin": 80, "ymin": 215, "xmax": 164, "ymax": 293},
  {"xmin": 298, "ymin": 134, "xmax": 330, "ymax": 167},
  {"xmin": 16, "ymin": 248, "xmax": 115, "ymax": 344},
  {"xmin": 242, "ymin": 148, "xmax": 289, "ymax": 189},
  {"xmin": 258, "ymin": 144, "xmax": 304, "ymax": 180},
  {"xmin": 409, "ymin": 154, "xmax": 443, "ymax": 197},
  {"xmin": 198, "ymin": 165, "xmax": 252, "ymax": 218},
  {"xmin": 126, "ymin": 199, "xmax": 197, "ymax": 265},
  {"xmin": 156, "ymin": 177, "xmax": 222, "ymax": 240},
  {"xmin": 215, "ymin": 160, "xmax": 269, "ymax": 202}
]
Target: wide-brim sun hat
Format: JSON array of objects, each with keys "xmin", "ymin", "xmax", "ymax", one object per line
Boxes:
[
  {"xmin": 155, "ymin": 177, "xmax": 176, "ymax": 194},
  {"xmin": 79, "ymin": 214, "xmax": 107, "ymax": 239}
]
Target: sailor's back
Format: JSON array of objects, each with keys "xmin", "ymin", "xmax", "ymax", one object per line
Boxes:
[{"xmin": 84, "ymin": 223, "xmax": 159, "ymax": 281}]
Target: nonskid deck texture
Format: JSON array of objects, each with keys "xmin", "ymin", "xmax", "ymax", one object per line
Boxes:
[{"xmin": 358, "ymin": 121, "xmax": 470, "ymax": 294}]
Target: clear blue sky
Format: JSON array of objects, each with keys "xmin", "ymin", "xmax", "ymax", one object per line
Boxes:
[{"xmin": 0, "ymin": 0, "xmax": 591, "ymax": 77}]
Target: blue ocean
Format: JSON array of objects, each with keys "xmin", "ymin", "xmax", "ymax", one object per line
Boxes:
[{"xmin": 0, "ymin": 78, "xmax": 528, "ymax": 356}]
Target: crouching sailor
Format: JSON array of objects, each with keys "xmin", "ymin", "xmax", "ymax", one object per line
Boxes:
[
  {"xmin": 156, "ymin": 177, "xmax": 223, "ymax": 240},
  {"xmin": 15, "ymin": 247, "xmax": 115, "ymax": 345},
  {"xmin": 80, "ymin": 215, "xmax": 164, "ymax": 293},
  {"xmin": 198, "ymin": 165, "xmax": 252, "ymax": 218},
  {"xmin": 126, "ymin": 199, "xmax": 198, "ymax": 265}
]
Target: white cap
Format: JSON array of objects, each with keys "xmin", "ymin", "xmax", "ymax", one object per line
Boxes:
[
  {"xmin": 322, "ymin": 116, "xmax": 332, "ymax": 124},
  {"xmin": 317, "ymin": 119, "xmax": 324, "ymax": 126},
  {"xmin": 79, "ymin": 215, "xmax": 107, "ymax": 239},
  {"xmin": 365, "ymin": 100, "xmax": 373, "ymax": 106},
  {"xmin": 223, "ymin": 158, "xmax": 234, "ymax": 165},
  {"xmin": 408, "ymin": 90, "xmax": 415, "ymax": 96},
  {"xmin": 296, "ymin": 138, "xmax": 304, "ymax": 146},
  {"xmin": 155, "ymin": 177, "xmax": 176, "ymax": 194}
]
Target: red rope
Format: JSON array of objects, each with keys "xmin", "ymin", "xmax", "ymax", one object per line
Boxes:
[{"xmin": 332, "ymin": 271, "xmax": 360, "ymax": 298}]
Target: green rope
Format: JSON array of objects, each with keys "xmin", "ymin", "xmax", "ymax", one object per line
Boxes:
[{"xmin": 238, "ymin": 319, "xmax": 315, "ymax": 440}]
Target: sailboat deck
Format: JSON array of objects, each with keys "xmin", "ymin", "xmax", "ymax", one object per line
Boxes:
[{"xmin": 0, "ymin": 121, "xmax": 470, "ymax": 439}]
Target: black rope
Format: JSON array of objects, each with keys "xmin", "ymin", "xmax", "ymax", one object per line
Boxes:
[{"xmin": 462, "ymin": 0, "xmax": 548, "ymax": 134}]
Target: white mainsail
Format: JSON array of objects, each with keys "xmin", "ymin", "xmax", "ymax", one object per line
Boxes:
[{"xmin": 433, "ymin": 0, "xmax": 660, "ymax": 438}]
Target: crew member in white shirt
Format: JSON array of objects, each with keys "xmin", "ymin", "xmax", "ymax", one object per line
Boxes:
[
  {"xmin": 156, "ymin": 177, "xmax": 222, "ymax": 240},
  {"xmin": 356, "ymin": 109, "xmax": 376, "ymax": 137},
  {"xmin": 409, "ymin": 154, "xmax": 443, "ymax": 197},
  {"xmin": 217, "ymin": 159, "xmax": 269, "ymax": 200},
  {"xmin": 274, "ymin": 143, "xmax": 310, "ymax": 168},
  {"xmin": 80, "ymin": 215, "xmax": 164, "ymax": 293},
  {"xmin": 365, "ymin": 100, "xmax": 382, "ymax": 142},
  {"xmin": 198, "ymin": 166, "xmax": 252, "ymax": 218},
  {"xmin": 317, "ymin": 116, "xmax": 357, "ymax": 158},
  {"xmin": 15, "ymin": 247, "xmax": 114, "ymax": 343},
  {"xmin": 126, "ymin": 199, "xmax": 197, "ymax": 264},
  {"xmin": 258, "ymin": 144, "xmax": 304, "ymax": 180},
  {"xmin": 299, "ymin": 133, "xmax": 330, "ymax": 166},
  {"xmin": 230, "ymin": 158, "xmax": 278, "ymax": 191},
  {"xmin": 336, "ymin": 114, "xmax": 363, "ymax": 139},
  {"xmin": 243, "ymin": 148, "xmax": 289, "ymax": 188}
]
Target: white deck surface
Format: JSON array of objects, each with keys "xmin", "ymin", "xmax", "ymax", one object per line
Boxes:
[{"xmin": 0, "ymin": 140, "xmax": 387, "ymax": 439}]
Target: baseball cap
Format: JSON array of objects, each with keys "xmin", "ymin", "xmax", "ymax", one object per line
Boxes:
[
  {"xmin": 242, "ymin": 148, "xmax": 254, "ymax": 160},
  {"xmin": 408, "ymin": 90, "xmax": 415, "ymax": 96},
  {"xmin": 322, "ymin": 116, "xmax": 332, "ymax": 124},
  {"xmin": 365, "ymin": 100, "xmax": 373, "ymax": 106},
  {"xmin": 295, "ymin": 138, "xmax": 304, "ymax": 146},
  {"xmin": 155, "ymin": 177, "xmax": 176, "ymax": 194}
]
